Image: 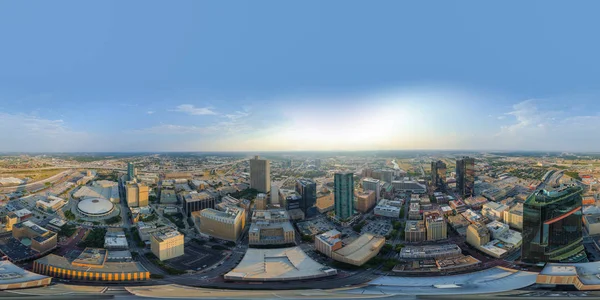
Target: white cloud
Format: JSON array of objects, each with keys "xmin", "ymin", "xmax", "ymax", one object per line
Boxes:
[
  {"xmin": 146, "ymin": 111, "xmax": 155, "ymax": 115},
  {"xmin": 170, "ymin": 104, "xmax": 216, "ymax": 115},
  {"xmin": 127, "ymin": 124, "xmax": 209, "ymax": 135},
  {"xmin": 0, "ymin": 112, "xmax": 90, "ymax": 152}
]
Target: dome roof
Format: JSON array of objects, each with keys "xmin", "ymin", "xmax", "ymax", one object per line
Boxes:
[{"xmin": 77, "ymin": 197, "xmax": 114, "ymax": 216}]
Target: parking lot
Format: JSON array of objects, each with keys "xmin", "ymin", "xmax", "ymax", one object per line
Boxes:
[
  {"xmin": 164, "ymin": 242, "xmax": 225, "ymax": 271},
  {"xmin": 361, "ymin": 219, "xmax": 393, "ymax": 236}
]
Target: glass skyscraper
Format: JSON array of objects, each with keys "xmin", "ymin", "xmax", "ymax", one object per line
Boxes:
[
  {"xmin": 334, "ymin": 172, "xmax": 354, "ymax": 220},
  {"xmin": 295, "ymin": 178, "xmax": 317, "ymax": 217},
  {"xmin": 521, "ymin": 185, "xmax": 587, "ymax": 263},
  {"xmin": 456, "ymin": 157, "xmax": 475, "ymax": 198},
  {"xmin": 127, "ymin": 162, "xmax": 135, "ymax": 181}
]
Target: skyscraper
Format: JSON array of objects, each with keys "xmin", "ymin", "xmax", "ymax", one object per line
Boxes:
[
  {"xmin": 334, "ymin": 172, "xmax": 354, "ymax": 220},
  {"xmin": 127, "ymin": 162, "xmax": 135, "ymax": 181},
  {"xmin": 250, "ymin": 156, "xmax": 271, "ymax": 193},
  {"xmin": 431, "ymin": 160, "xmax": 447, "ymax": 191},
  {"xmin": 295, "ymin": 178, "xmax": 317, "ymax": 217},
  {"xmin": 456, "ymin": 157, "xmax": 475, "ymax": 198},
  {"xmin": 521, "ymin": 185, "xmax": 586, "ymax": 263}
]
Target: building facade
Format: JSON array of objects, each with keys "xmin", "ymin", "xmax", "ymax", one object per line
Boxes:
[
  {"xmin": 521, "ymin": 186, "xmax": 586, "ymax": 263},
  {"xmin": 431, "ymin": 160, "xmax": 447, "ymax": 191},
  {"xmin": 456, "ymin": 157, "xmax": 475, "ymax": 198},
  {"xmin": 466, "ymin": 222, "xmax": 490, "ymax": 247},
  {"xmin": 424, "ymin": 211, "xmax": 447, "ymax": 241},
  {"xmin": 405, "ymin": 220, "xmax": 426, "ymax": 242},
  {"xmin": 184, "ymin": 191, "xmax": 216, "ymax": 217},
  {"xmin": 314, "ymin": 229, "xmax": 343, "ymax": 257},
  {"xmin": 150, "ymin": 228, "xmax": 184, "ymax": 261},
  {"xmin": 250, "ymin": 156, "xmax": 271, "ymax": 193},
  {"xmin": 335, "ymin": 172, "xmax": 354, "ymax": 220},
  {"xmin": 362, "ymin": 178, "xmax": 381, "ymax": 200},
  {"xmin": 295, "ymin": 178, "xmax": 317, "ymax": 217},
  {"xmin": 356, "ymin": 190, "xmax": 376, "ymax": 213},
  {"xmin": 195, "ymin": 207, "xmax": 245, "ymax": 241},
  {"xmin": 125, "ymin": 182, "xmax": 149, "ymax": 208}
]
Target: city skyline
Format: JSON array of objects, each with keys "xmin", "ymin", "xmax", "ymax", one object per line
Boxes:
[{"xmin": 2, "ymin": 1, "xmax": 600, "ymax": 153}]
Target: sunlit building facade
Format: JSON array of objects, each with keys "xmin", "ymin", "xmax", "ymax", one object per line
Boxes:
[{"xmin": 456, "ymin": 157, "xmax": 475, "ymax": 198}]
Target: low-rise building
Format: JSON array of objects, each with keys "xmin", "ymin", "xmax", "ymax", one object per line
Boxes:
[
  {"xmin": 584, "ymin": 214, "xmax": 600, "ymax": 236},
  {"xmin": 461, "ymin": 209, "xmax": 485, "ymax": 224},
  {"xmin": 249, "ymin": 209, "xmax": 295, "ymax": 245},
  {"xmin": 12, "ymin": 221, "xmax": 57, "ymax": 254},
  {"xmin": 104, "ymin": 229, "xmax": 129, "ymax": 250},
  {"xmin": 184, "ymin": 191, "xmax": 216, "ymax": 217},
  {"xmin": 150, "ymin": 227, "xmax": 184, "ymax": 261},
  {"xmin": 160, "ymin": 189, "xmax": 177, "ymax": 204},
  {"xmin": 449, "ymin": 199, "xmax": 467, "ymax": 213},
  {"xmin": 405, "ymin": 220, "xmax": 426, "ymax": 242},
  {"xmin": 35, "ymin": 196, "xmax": 66, "ymax": 212},
  {"xmin": 356, "ymin": 190, "xmax": 376, "ymax": 213},
  {"xmin": 331, "ymin": 233, "xmax": 385, "ymax": 266},
  {"xmin": 314, "ymin": 229, "xmax": 343, "ymax": 257},
  {"xmin": 408, "ymin": 202, "xmax": 421, "ymax": 220},
  {"xmin": 391, "ymin": 180, "xmax": 426, "ymax": 194},
  {"xmin": 33, "ymin": 248, "xmax": 149, "ymax": 281},
  {"xmin": 481, "ymin": 201, "xmax": 510, "ymax": 221},
  {"xmin": 0, "ymin": 260, "xmax": 51, "ymax": 290},
  {"xmin": 485, "ymin": 220, "xmax": 522, "ymax": 247},
  {"xmin": 374, "ymin": 199, "xmax": 402, "ymax": 218},
  {"xmin": 255, "ymin": 193, "xmax": 268, "ymax": 210},
  {"xmin": 398, "ymin": 244, "xmax": 462, "ymax": 259},
  {"xmin": 463, "ymin": 196, "xmax": 488, "ymax": 210}
]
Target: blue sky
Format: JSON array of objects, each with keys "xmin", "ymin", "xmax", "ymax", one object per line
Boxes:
[{"xmin": 1, "ymin": 1, "xmax": 600, "ymax": 152}]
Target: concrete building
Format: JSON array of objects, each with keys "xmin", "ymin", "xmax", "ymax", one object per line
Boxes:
[
  {"xmin": 249, "ymin": 209, "xmax": 295, "ymax": 245},
  {"xmin": 408, "ymin": 202, "xmax": 421, "ymax": 220},
  {"xmin": 0, "ymin": 260, "xmax": 51, "ymax": 290},
  {"xmin": 481, "ymin": 201, "xmax": 510, "ymax": 221},
  {"xmin": 503, "ymin": 202, "xmax": 523, "ymax": 230},
  {"xmin": 424, "ymin": 211, "xmax": 447, "ymax": 241},
  {"xmin": 150, "ymin": 228, "xmax": 184, "ymax": 261},
  {"xmin": 331, "ymin": 233, "xmax": 385, "ymax": 266},
  {"xmin": 405, "ymin": 220, "xmax": 426, "ymax": 243},
  {"xmin": 314, "ymin": 229, "xmax": 343, "ymax": 257},
  {"xmin": 2, "ymin": 213, "xmax": 18, "ymax": 232},
  {"xmin": 486, "ymin": 220, "xmax": 522, "ymax": 247},
  {"xmin": 374, "ymin": 199, "xmax": 402, "ymax": 218},
  {"xmin": 362, "ymin": 178, "xmax": 381, "ymax": 200},
  {"xmin": 381, "ymin": 170, "xmax": 394, "ymax": 183},
  {"xmin": 250, "ymin": 156, "xmax": 270, "ymax": 193},
  {"xmin": 12, "ymin": 221, "xmax": 57, "ymax": 254},
  {"xmin": 584, "ymin": 214, "xmax": 600, "ymax": 236},
  {"xmin": 356, "ymin": 190, "xmax": 376, "ymax": 213},
  {"xmin": 295, "ymin": 178, "xmax": 317, "ymax": 217},
  {"xmin": 34, "ymin": 248, "xmax": 149, "ymax": 282},
  {"xmin": 126, "ymin": 182, "xmax": 149, "ymax": 208},
  {"xmin": 194, "ymin": 206, "xmax": 245, "ymax": 241},
  {"xmin": 466, "ymin": 222, "xmax": 490, "ymax": 248},
  {"xmin": 35, "ymin": 196, "xmax": 66, "ymax": 212},
  {"xmin": 184, "ymin": 191, "xmax": 216, "ymax": 217},
  {"xmin": 391, "ymin": 180, "xmax": 427, "ymax": 194},
  {"xmin": 398, "ymin": 244, "xmax": 462, "ymax": 259},
  {"xmin": 334, "ymin": 172, "xmax": 354, "ymax": 220},
  {"xmin": 271, "ymin": 183, "xmax": 280, "ymax": 205},
  {"xmin": 104, "ymin": 229, "xmax": 129, "ymax": 250},
  {"xmin": 255, "ymin": 193, "xmax": 268, "ymax": 210}
]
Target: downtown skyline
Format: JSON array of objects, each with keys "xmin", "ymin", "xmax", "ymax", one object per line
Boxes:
[{"xmin": 2, "ymin": 1, "xmax": 600, "ymax": 152}]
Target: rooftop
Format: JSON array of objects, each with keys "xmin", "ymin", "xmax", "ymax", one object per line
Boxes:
[
  {"xmin": 0, "ymin": 260, "xmax": 49, "ymax": 285},
  {"xmin": 334, "ymin": 233, "xmax": 385, "ymax": 262},
  {"xmin": 316, "ymin": 229, "xmax": 341, "ymax": 246},
  {"xmin": 151, "ymin": 228, "xmax": 183, "ymax": 242},
  {"xmin": 225, "ymin": 247, "xmax": 336, "ymax": 281}
]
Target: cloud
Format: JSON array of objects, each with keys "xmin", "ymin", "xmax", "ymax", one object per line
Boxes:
[
  {"xmin": 146, "ymin": 111, "xmax": 155, "ymax": 115},
  {"xmin": 170, "ymin": 104, "xmax": 217, "ymax": 115},
  {"xmin": 0, "ymin": 112, "xmax": 90, "ymax": 152},
  {"xmin": 127, "ymin": 124, "xmax": 209, "ymax": 135}
]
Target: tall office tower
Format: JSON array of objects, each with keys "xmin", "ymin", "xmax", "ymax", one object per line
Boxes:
[
  {"xmin": 127, "ymin": 162, "xmax": 135, "ymax": 181},
  {"xmin": 271, "ymin": 183, "xmax": 280, "ymax": 205},
  {"xmin": 521, "ymin": 185, "xmax": 587, "ymax": 263},
  {"xmin": 126, "ymin": 183, "xmax": 139, "ymax": 207},
  {"xmin": 362, "ymin": 178, "xmax": 381, "ymax": 200},
  {"xmin": 334, "ymin": 172, "xmax": 354, "ymax": 220},
  {"xmin": 431, "ymin": 160, "xmax": 447, "ymax": 191},
  {"xmin": 456, "ymin": 157, "xmax": 475, "ymax": 198},
  {"xmin": 381, "ymin": 170, "xmax": 394, "ymax": 183},
  {"xmin": 314, "ymin": 158, "xmax": 321, "ymax": 169},
  {"xmin": 295, "ymin": 179, "xmax": 317, "ymax": 217},
  {"xmin": 250, "ymin": 156, "xmax": 271, "ymax": 193}
]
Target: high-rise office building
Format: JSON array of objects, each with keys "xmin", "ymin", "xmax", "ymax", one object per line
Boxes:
[
  {"xmin": 126, "ymin": 182, "xmax": 149, "ymax": 208},
  {"xmin": 521, "ymin": 185, "xmax": 587, "ymax": 263},
  {"xmin": 334, "ymin": 172, "xmax": 354, "ymax": 220},
  {"xmin": 381, "ymin": 170, "xmax": 394, "ymax": 183},
  {"xmin": 314, "ymin": 158, "xmax": 321, "ymax": 169},
  {"xmin": 250, "ymin": 156, "xmax": 271, "ymax": 193},
  {"xmin": 362, "ymin": 178, "xmax": 381, "ymax": 200},
  {"xmin": 456, "ymin": 157, "xmax": 475, "ymax": 198},
  {"xmin": 295, "ymin": 179, "xmax": 317, "ymax": 217},
  {"xmin": 127, "ymin": 162, "xmax": 135, "ymax": 181},
  {"xmin": 270, "ymin": 183, "xmax": 280, "ymax": 205},
  {"xmin": 431, "ymin": 160, "xmax": 447, "ymax": 191}
]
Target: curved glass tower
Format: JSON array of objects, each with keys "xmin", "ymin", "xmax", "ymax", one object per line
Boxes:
[{"xmin": 521, "ymin": 185, "xmax": 587, "ymax": 264}]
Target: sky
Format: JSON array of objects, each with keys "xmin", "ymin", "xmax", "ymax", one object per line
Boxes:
[{"xmin": 1, "ymin": 1, "xmax": 600, "ymax": 152}]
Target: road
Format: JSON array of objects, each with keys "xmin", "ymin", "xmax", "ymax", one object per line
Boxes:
[{"xmin": 0, "ymin": 169, "xmax": 75, "ymax": 194}]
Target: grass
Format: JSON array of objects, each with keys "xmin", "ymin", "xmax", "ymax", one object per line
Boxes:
[
  {"xmin": 64, "ymin": 210, "xmax": 76, "ymax": 220},
  {"xmin": 105, "ymin": 215, "xmax": 122, "ymax": 224}
]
